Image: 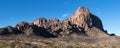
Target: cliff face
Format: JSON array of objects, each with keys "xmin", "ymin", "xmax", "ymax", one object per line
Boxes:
[
  {"xmin": 0, "ymin": 7, "xmax": 110, "ymax": 38},
  {"xmin": 69, "ymin": 7, "xmax": 103, "ymax": 31},
  {"xmin": 68, "ymin": 7, "xmax": 107, "ymax": 37}
]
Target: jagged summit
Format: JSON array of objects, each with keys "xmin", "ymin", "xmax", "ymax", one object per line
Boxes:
[
  {"xmin": 69, "ymin": 7, "xmax": 103, "ymax": 31},
  {"xmin": 75, "ymin": 7, "xmax": 90, "ymax": 16},
  {"xmin": 0, "ymin": 6, "xmax": 113, "ymax": 38}
]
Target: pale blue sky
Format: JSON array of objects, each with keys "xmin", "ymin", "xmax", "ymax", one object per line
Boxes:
[{"xmin": 0, "ymin": 0, "xmax": 120, "ymax": 35}]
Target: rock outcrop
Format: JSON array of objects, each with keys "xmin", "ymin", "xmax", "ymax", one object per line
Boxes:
[
  {"xmin": 69, "ymin": 7, "xmax": 103, "ymax": 31},
  {"xmin": 0, "ymin": 6, "xmax": 112, "ymax": 38},
  {"xmin": 0, "ymin": 26, "xmax": 19, "ymax": 35},
  {"xmin": 15, "ymin": 21, "xmax": 56, "ymax": 37},
  {"xmin": 68, "ymin": 7, "xmax": 108, "ymax": 37},
  {"xmin": 33, "ymin": 18, "xmax": 47, "ymax": 27},
  {"xmin": 33, "ymin": 18, "xmax": 87, "ymax": 37}
]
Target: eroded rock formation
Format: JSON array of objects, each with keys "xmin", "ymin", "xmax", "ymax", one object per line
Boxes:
[
  {"xmin": 69, "ymin": 7, "xmax": 103, "ymax": 31},
  {"xmin": 0, "ymin": 6, "xmax": 112, "ymax": 37}
]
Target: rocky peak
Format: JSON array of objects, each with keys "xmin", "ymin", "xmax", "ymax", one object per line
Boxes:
[
  {"xmin": 75, "ymin": 7, "xmax": 90, "ymax": 16},
  {"xmin": 49, "ymin": 18, "xmax": 59, "ymax": 22},
  {"xmin": 69, "ymin": 7, "xmax": 103, "ymax": 31},
  {"xmin": 33, "ymin": 18, "xmax": 47, "ymax": 27}
]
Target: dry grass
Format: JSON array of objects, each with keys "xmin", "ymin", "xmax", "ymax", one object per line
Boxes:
[{"xmin": 0, "ymin": 35, "xmax": 120, "ymax": 48}]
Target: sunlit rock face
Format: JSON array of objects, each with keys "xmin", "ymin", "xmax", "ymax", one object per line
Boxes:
[
  {"xmin": 33, "ymin": 18, "xmax": 47, "ymax": 27},
  {"xmin": 69, "ymin": 7, "xmax": 103, "ymax": 31}
]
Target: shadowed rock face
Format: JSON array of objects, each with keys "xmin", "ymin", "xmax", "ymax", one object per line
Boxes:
[
  {"xmin": 90, "ymin": 14, "xmax": 104, "ymax": 30},
  {"xmin": 0, "ymin": 26, "xmax": 18, "ymax": 35},
  {"xmin": 0, "ymin": 6, "xmax": 112, "ymax": 38},
  {"xmin": 15, "ymin": 21, "xmax": 56, "ymax": 38}
]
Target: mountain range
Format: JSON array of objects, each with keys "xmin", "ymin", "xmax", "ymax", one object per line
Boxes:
[{"xmin": 0, "ymin": 7, "xmax": 119, "ymax": 48}]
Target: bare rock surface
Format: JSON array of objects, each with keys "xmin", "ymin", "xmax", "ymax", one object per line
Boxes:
[{"xmin": 69, "ymin": 7, "xmax": 103, "ymax": 31}]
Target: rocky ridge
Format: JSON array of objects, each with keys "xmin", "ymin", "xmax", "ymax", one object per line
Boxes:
[{"xmin": 0, "ymin": 7, "xmax": 114, "ymax": 38}]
